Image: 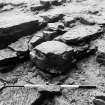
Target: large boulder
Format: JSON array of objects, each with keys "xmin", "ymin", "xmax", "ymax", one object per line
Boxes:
[
  {"xmin": 0, "ymin": 16, "xmax": 45, "ymax": 49},
  {"xmin": 54, "ymin": 25, "xmax": 102, "ymax": 45},
  {"xmin": 30, "ymin": 41, "xmax": 94, "ymax": 74}
]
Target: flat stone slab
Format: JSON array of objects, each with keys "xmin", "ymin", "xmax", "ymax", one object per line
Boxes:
[
  {"xmin": 0, "ymin": 47, "xmax": 29, "ymax": 70},
  {"xmin": 0, "ymin": 48, "xmax": 17, "ymax": 64},
  {"xmin": 54, "ymin": 25, "xmax": 102, "ymax": 45},
  {"xmin": 0, "ymin": 15, "xmax": 45, "ymax": 49},
  {"xmin": 8, "ymin": 36, "xmax": 30, "ymax": 52}
]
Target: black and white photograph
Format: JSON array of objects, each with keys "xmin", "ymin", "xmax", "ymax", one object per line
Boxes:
[{"xmin": 0, "ymin": 0, "xmax": 105, "ymax": 105}]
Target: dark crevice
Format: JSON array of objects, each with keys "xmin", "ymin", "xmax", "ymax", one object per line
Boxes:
[
  {"xmin": 41, "ymin": 14, "xmax": 64, "ymax": 24},
  {"xmin": 33, "ymin": 49, "xmax": 96, "ymax": 79},
  {"xmin": 0, "ymin": 51, "xmax": 30, "ymax": 73},
  {"xmin": 95, "ymin": 96, "xmax": 105, "ymax": 101},
  {"xmin": 0, "ymin": 51, "xmax": 29, "ymax": 66},
  {"xmin": 31, "ymin": 0, "xmax": 66, "ymax": 12},
  {"xmin": 31, "ymin": 3, "xmax": 51, "ymax": 11},
  {"xmin": 0, "ymin": 65, "xmax": 16, "ymax": 73},
  {"xmin": 31, "ymin": 90, "xmax": 62, "ymax": 105}
]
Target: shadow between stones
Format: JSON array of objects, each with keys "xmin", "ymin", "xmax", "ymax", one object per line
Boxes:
[
  {"xmin": 31, "ymin": 91, "xmax": 62, "ymax": 105},
  {"xmin": 0, "ymin": 51, "xmax": 30, "ymax": 73}
]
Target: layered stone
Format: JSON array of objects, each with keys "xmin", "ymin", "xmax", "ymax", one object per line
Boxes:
[{"xmin": 54, "ymin": 25, "xmax": 102, "ymax": 45}]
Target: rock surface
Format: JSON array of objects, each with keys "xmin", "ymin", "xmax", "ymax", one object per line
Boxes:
[
  {"xmin": 54, "ymin": 25, "xmax": 102, "ymax": 45},
  {"xmin": 0, "ymin": 17, "xmax": 45, "ymax": 49},
  {"xmin": 29, "ymin": 22, "xmax": 65, "ymax": 50},
  {"xmin": 30, "ymin": 41, "xmax": 73, "ymax": 74},
  {"xmin": 30, "ymin": 41, "xmax": 94, "ymax": 74},
  {"xmin": 93, "ymin": 99, "xmax": 105, "ymax": 105},
  {"xmin": 0, "ymin": 36, "xmax": 31, "ymax": 71},
  {"xmin": 0, "ymin": 48, "xmax": 17, "ymax": 64},
  {"xmin": 94, "ymin": 39, "xmax": 105, "ymax": 65},
  {"xmin": 29, "ymin": 31, "xmax": 44, "ymax": 50},
  {"xmin": 8, "ymin": 36, "xmax": 30, "ymax": 52},
  {"xmin": 93, "ymin": 94, "xmax": 105, "ymax": 105},
  {"xmin": 0, "ymin": 47, "xmax": 29, "ymax": 72},
  {"xmin": 1, "ymin": 0, "xmax": 105, "ymax": 105},
  {"xmin": 43, "ymin": 22, "xmax": 65, "ymax": 41}
]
